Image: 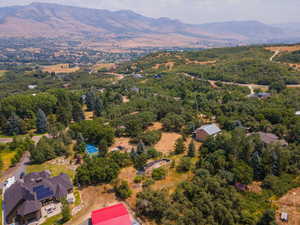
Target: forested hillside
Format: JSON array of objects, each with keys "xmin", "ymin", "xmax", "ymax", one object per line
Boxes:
[{"xmin": 0, "ymin": 44, "xmax": 300, "ymax": 225}]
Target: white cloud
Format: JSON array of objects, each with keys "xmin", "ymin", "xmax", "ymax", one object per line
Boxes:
[{"xmin": 0, "ymin": 0, "xmax": 299, "ymax": 24}]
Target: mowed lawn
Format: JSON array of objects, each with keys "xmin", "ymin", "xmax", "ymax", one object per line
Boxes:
[
  {"xmin": 40, "ymin": 214, "xmax": 62, "ymax": 225},
  {"xmin": 26, "ymin": 162, "xmax": 75, "ymax": 179},
  {"xmin": 0, "ymin": 150, "xmax": 16, "ymax": 172}
]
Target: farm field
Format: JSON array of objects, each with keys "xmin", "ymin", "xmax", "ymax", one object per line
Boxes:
[
  {"xmin": 92, "ymin": 63, "xmax": 116, "ymax": 72},
  {"xmin": 265, "ymin": 45, "xmax": 300, "ymax": 53},
  {"xmin": 42, "ymin": 64, "xmax": 80, "ymax": 74}
]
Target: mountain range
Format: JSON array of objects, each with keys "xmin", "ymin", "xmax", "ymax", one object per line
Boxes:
[{"xmin": 0, "ymin": 2, "xmax": 299, "ymax": 48}]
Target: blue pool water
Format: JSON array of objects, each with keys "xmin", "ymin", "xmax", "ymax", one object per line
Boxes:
[{"xmin": 85, "ymin": 144, "xmax": 99, "ymax": 155}]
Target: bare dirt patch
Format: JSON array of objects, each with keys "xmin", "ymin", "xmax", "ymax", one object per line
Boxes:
[
  {"xmin": 154, "ymin": 132, "xmax": 182, "ymax": 155},
  {"xmin": 154, "ymin": 133, "xmax": 201, "ymax": 155},
  {"xmin": 153, "ymin": 62, "xmax": 175, "ymax": 71},
  {"xmin": 109, "ymin": 137, "xmax": 134, "ymax": 152},
  {"xmin": 288, "ymin": 63, "xmax": 300, "ymax": 71},
  {"xmin": 118, "ymin": 167, "xmax": 142, "ymax": 208},
  {"xmin": 92, "ymin": 63, "xmax": 116, "ymax": 72},
  {"xmin": 265, "ymin": 45, "xmax": 300, "ymax": 53},
  {"xmin": 247, "ymin": 181, "xmax": 262, "ymax": 193},
  {"xmin": 147, "ymin": 122, "xmax": 163, "ymax": 131},
  {"xmin": 64, "ymin": 185, "xmax": 118, "ymax": 225},
  {"xmin": 186, "ymin": 59, "xmax": 216, "ymax": 65},
  {"xmin": 275, "ymin": 187, "xmax": 300, "ymax": 225},
  {"xmin": 42, "ymin": 64, "xmax": 80, "ymax": 74}
]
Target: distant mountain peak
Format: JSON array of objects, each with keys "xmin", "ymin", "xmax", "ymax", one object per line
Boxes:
[{"xmin": 0, "ymin": 3, "xmax": 298, "ymax": 47}]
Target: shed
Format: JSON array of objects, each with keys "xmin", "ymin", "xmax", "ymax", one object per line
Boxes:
[
  {"xmin": 194, "ymin": 124, "xmax": 221, "ymax": 141},
  {"xmin": 91, "ymin": 203, "xmax": 132, "ymax": 225}
]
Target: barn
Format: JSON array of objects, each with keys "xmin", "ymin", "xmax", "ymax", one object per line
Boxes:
[{"xmin": 91, "ymin": 203, "xmax": 132, "ymax": 225}]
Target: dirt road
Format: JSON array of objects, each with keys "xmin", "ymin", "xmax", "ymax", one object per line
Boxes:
[{"xmin": 270, "ymin": 50, "xmax": 280, "ymax": 61}]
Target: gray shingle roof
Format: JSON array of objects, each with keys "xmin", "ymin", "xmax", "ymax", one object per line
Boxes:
[
  {"xmin": 198, "ymin": 124, "xmax": 221, "ymax": 135},
  {"xmin": 4, "ymin": 171, "xmax": 73, "ymax": 220},
  {"xmin": 17, "ymin": 200, "xmax": 42, "ymax": 216}
]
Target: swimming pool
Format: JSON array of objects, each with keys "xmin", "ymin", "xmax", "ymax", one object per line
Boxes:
[{"xmin": 85, "ymin": 144, "xmax": 99, "ymax": 155}]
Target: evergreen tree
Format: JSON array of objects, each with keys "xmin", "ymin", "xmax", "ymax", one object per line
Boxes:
[
  {"xmin": 72, "ymin": 102, "xmax": 85, "ymax": 122},
  {"xmin": 174, "ymin": 137, "xmax": 186, "ymax": 155},
  {"xmin": 86, "ymin": 89, "xmax": 96, "ymax": 111},
  {"xmin": 36, "ymin": 108, "xmax": 48, "ymax": 133},
  {"xmin": 94, "ymin": 97, "xmax": 103, "ymax": 117},
  {"xmin": 187, "ymin": 140, "xmax": 196, "ymax": 157},
  {"xmin": 137, "ymin": 140, "xmax": 146, "ymax": 155}
]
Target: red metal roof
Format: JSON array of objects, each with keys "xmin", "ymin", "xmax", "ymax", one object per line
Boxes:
[{"xmin": 91, "ymin": 203, "xmax": 132, "ymax": 225}]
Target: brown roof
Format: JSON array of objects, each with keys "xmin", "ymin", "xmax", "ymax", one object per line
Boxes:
[{"xmin": 257, "ymin": 132, "xmax": 288, "ymax": 146}]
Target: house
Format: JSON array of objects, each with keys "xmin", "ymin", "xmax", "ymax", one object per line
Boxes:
[
  {"xmin": 132, "ymin": 74, "xmax": 143, "ymax": 78},
  {"xmin": 295, "ymin": 111, "xmax": 300, "ymax": 116},
  {"xmin": 28, "ymin": 85, "xmax": 37, "ymax": 90},
  {"xmin": 91, "ymin": 203, "xmax": 132, "ymax": 225},
  {"xmin": 3, "ymin": 176, "xmax": 16, "ymax": 191},
  {"xmin": 256, "ymin": 132, "xmax": 288, "ymax": 146},
  {"xmin": 280, "ymin": 212, "xmax": 288, "ymax": 222},
  {"xmin": 194, "ymin": 124, "xmax": 221, "ymax": 141},
  {"xmin": 4, "ymin": 171, "xmax": 73, "ymax": 225}
]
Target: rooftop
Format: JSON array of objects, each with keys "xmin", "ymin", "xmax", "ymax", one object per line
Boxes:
[
  {"xmin": 91, "ymin": 203, "xmax": 132, "ymax": 225},
  {"xmin": 197, "ymin": 124, "xmax": 221, "ymax": 135},
  {"xmin": 4, "ymin": 171, "xmax": 73, "ymax": 221},
  {"xmin": 256, "ymin": 132, "xmax": 288, "ymax": 146}
]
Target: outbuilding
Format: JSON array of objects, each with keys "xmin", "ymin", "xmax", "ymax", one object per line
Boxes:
[
  {"xmin": 194, "ymin": 124, "xmax": 221, "ymax": 141},
  {"xmin": 91, "ymin": 203, "xmax": 132, "ymax": 225}
]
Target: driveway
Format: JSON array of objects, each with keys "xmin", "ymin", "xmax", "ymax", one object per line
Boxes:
[{"xmin": 0, "ymin": 151, "xmax": 30, "ymax": 189}]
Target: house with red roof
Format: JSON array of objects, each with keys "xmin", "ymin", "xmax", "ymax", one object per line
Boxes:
[{"xmin": 91, "ymin": 203, "xmax": 133, "ymax": 225}]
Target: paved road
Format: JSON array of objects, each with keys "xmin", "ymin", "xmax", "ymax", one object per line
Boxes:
[{"xmin": 0, "ymin": 134, "xmax": 51, "ymax": 144}]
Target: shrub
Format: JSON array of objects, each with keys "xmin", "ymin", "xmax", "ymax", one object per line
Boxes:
[
  {"xmin": 152, "ymin": 168, "xmax": 166, "ymax": 180},
  {"xmin": 177, "ymin": 157, "xmax": 192, "ymax": 172},
  {"xmin": 115, "ymin": 180, "xmax": 132, "ymax": 200}
]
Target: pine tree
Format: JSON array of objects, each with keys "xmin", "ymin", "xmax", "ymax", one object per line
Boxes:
[
  {"xmin": 36, "ymin": 108, "xmax": 48, "ymax": 134},
  {"xmin": 137, "ymin": 140, "xmax": 146, "ymax": 155},
  {"xmin": 187, "ymin": 140, "xmax": 196, "ymax": 157},
  {"xmin": 72, "ymin": 102, "xmax": 85, "ymax": 122},
  {"xmin": 86, "ymin": 89, "xmax": 96, "ymax": 111},
  {"xmin": 94, "ymin": 97, "xmax": 103, "ymax": 117},
  {"xmin": 174, "ymin": 137, "xmax": 186, "ymax": 155}
]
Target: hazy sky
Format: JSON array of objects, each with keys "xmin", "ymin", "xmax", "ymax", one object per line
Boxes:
[{"xmin": 0, "ymin": 0, "xmax": 299, "ymax": 24}]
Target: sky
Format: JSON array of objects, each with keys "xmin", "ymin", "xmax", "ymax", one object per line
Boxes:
[{"xmin": 0, "ymin": 0, "xmax": 299, "ymax": 24}]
